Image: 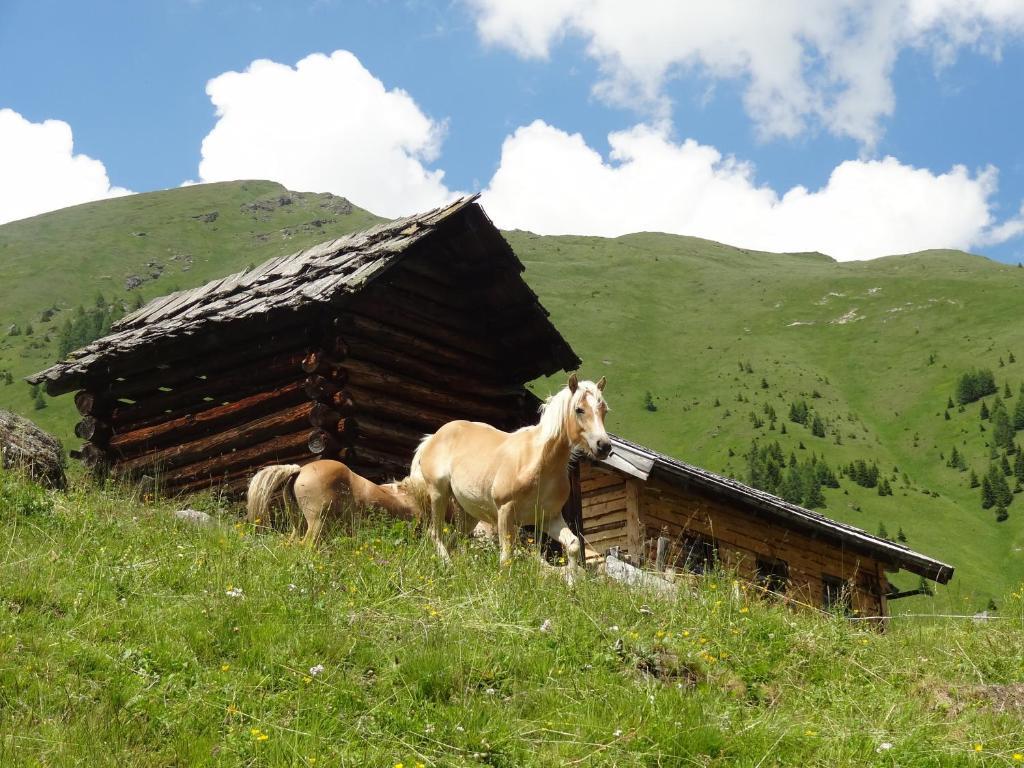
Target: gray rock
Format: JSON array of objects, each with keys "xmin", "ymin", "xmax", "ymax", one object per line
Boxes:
[
  {"xmin": 124, "ymin": 275, "xmax": 144, "ymax": 291},
  {"xmin": 0, "ymin": 410, "xmax": 66, "ymax": 489},
  {"xmin": 173, "ymin": 509, "xmax": 214, "ymax": 526}
]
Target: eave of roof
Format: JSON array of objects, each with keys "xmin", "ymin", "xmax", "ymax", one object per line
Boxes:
[{"xmin": 600, "ymin": 434, "xmax": 954, "ymax": 584}]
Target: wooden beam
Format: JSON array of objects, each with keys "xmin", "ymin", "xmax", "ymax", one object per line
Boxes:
[
  {"xmin": 115, "ymin": 401, "xmax": 315, "ymax": 475},
  {"xmin": 159, "ymin": 431, "xmax": 312, "ymax": 489},
  {"xmin": 624, "ymin": 478, "xmax": 644, "ymax": 565},
  {"xmin": 109, "ymin": 381, "xmax": 307, "ymax": 457}
]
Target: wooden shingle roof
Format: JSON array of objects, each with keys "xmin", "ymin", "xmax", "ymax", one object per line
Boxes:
[
  {"xmin": 601, "ymin": 434, "xmax": 954, "ymax": 584},
  {"xmin": 29, "ymin": 196, "xmax": 580, "ymax": 395}
]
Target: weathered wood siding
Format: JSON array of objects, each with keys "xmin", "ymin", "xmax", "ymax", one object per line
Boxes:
[{"xmin": 580, "ymin": 464, "xmax": 890, "ymax": 616}]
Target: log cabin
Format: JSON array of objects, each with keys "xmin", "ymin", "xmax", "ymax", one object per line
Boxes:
[
  {"xmin": 570, "ymin": 435, "xmax": 954, "ymax": 616},
  {"xmin": 28, "ymin": 196, "xmax": 953, "ymax": 615},
  {"xmin": 27, "ymin": 195, "xmax": 579, "ymax": 494}
]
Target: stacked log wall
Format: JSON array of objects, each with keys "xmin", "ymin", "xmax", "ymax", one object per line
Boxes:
[{"xmin": 579, "ymin": 464, "xmax": 889, "ymax": 616}]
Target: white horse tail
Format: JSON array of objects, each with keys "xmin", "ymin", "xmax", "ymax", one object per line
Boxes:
[{"xmin": 246, "ymin": 464, "xmax": 302, "ymax": 528}]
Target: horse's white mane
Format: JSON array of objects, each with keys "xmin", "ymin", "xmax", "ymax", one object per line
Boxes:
[{"xmin": 536, "ymin": 380, "xmax": 603, "ymax": 442}]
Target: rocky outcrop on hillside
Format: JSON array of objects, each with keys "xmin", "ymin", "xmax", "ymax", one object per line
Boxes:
[{"xmin": 0, "ymin": 410, "xmax": 66, "ymax": 489}]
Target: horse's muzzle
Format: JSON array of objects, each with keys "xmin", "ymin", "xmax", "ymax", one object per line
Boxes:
[{"xmin": 594, "ymin": 439, "xmax": 612, "ymax": 460}]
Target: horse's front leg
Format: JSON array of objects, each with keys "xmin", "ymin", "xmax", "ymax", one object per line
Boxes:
[
  {"xmin": 496, "ymin": 502, "xmax": 517, "ymax": 567},
  {"xmin": 545, "ymin": 515, "xmax": 583, "ymax": 585}
]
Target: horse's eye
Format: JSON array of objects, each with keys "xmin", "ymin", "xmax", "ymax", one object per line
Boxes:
[{"xmin": 575, "ymin": 407, "xmax": 585, "ymax": 415}]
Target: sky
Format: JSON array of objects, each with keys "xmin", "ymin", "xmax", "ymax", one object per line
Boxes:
[{"xmin": 1, "ymin": 0, "xmax": 1023, "ymax": 262}]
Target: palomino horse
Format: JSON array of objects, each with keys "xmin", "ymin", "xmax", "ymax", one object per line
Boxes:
[
  {"xmin": 246, "ymin": 460, "xmax": 421, "ymax": 545},
  {"xmin": 409, "ymin": 374, "xmax": 610, "ymax": 581}
]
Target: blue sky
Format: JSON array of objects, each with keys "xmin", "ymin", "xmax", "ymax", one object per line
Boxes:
[{"xmin": 1, "ymin": 0, "xmax": 1022, "ymax": 262}]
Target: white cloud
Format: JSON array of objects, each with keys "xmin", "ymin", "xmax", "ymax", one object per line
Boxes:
[
  {"xmin": 0, "ymin": 109, "xmax": 130, "ymax": 225},
  {"xmin": 468, "ymin": 0, "xmax": 1024, "ymax": 145},
  {"xmin": 482, "ymin": 120, "xmax": 1021, "ymax": 260},
  {"xmin": 198, "ymin": 50, "xmax": 457, "ymax": 217}
]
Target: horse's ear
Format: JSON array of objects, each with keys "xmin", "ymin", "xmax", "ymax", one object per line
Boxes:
[
  {"xmin": 596, "ymin": 376, "xmax": 606, "ymax": 391},
  {"xmin": 567, "ymin": 373, "xmax": 579, "ymax": 393}
]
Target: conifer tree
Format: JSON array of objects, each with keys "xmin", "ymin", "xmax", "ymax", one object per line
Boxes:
[
  {"xmin": 970, "ymin": 469, "xmax": 980, "ymax": 488},
  {"xmin": 811, "ymin": 415, "xmax": 825, "ymax": 437},
  {"xmin": 980, "ymin": 400, "xmax": 990, "ymax": 420},
  {"xmin": 982, "ymin": 475, "xmax": 995, "ymax": 509},
  {"xmin": 780, "ymin": 423, "xmax": 787, "ymax": 435},
  {"xmin": 1014, "ymin": 392, "xmax": 1024, "ymax": 430},
  {"xmin": 996, "ymin": 506, "xmax": 1009, "ymax": 522},
  {"xmin": 1002, "ymin": 454, "xmax": 1013, "ymax": 476},
  {"xmin": 944, "ymin": 410, "xmax": 951, "ymax": 420},
  {"xmin": 947, "ymin": 396, "xmax": 955, "ymax": 409},
  {"xmin": 1010, "ymin": 352, "xmax": 1017, "ymax": 363},
  {"xmin": 32, "ymin": 388, "xmax": 46, "ymax": 410},
  {"xmin": 1005, "ymin": 382, "xmax": 1013, "ymax": 398},
  {"xmin": 877, "ymin": 522, "xmax": 889, "ymax": 540},
  {"xmin": 897, "ymin": 527, "xmax": 907, "ymax": 543},
  {"xmin": 1015, "ymin": 452, "xmax": 1024, "ymax": 483}
]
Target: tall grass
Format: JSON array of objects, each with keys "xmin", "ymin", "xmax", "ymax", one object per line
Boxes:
[{"xmin": 1, "ymin": 468, "xmax": 1023, "ymax": 766}]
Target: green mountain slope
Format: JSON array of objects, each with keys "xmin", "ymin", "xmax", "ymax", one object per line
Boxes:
[
  {"xmin": 513, "ymin": 231, "xmax": 1024, "ymax": 608},
  {"xmin": 2, "ymin": 182, "xmax": 1023, "ymax": 608}
]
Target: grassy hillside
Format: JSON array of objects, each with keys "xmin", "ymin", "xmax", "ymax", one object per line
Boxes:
[
  {"xmin": 0, "ymin": 181, "xmax": 381, "ymax": 439},
  {"xmin": 2, "ymin": 182, "xmax": 1024, "ymax": 609},
  {"xmin": 2, "ymin": 467, "xmax": 1024, "ymax": 766}
]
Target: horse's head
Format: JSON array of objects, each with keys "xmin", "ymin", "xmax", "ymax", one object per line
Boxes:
[{"xmin": 566, "ymin": 373, "xmax": 611, "ymax": 460}]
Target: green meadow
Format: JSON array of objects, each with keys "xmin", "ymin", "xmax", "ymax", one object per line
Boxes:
[{"xmin": 3, "ymin": 467, "xmax": 1024, "ymax": 767}]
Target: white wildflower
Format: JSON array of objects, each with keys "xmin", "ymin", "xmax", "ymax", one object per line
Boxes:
[
  {"xmin": 539, "ymin": 619, "xmax": 552, "ymax": 633},
  {"xmin": 876, "ymin": 742, "xmax": 893, "ymax": 753},
  {"xmin": 309, "ymin": 664, "xmax": 324, "ymax": 677},
  {"xmin": 287, "ymin": 583, "xmax": 297, "ymax": 592},
  {"xmin": 613, "ymin": 729, "xmax": 623, "ymax": 738},
  {"xmin": 225, "ymin": 586, "xmax": 244, "ymax": 599}
]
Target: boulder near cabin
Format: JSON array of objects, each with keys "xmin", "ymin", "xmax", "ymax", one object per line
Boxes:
[{"xmin": 29, "ymin": 196, "xmax": 952, "ymax": 615}]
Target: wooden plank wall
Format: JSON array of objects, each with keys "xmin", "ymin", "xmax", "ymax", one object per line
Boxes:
[
  {"xmin": 68, "ymin": 248, "xmax": 544, "ymax": 496},
  {"xmin": 579, "ymin": 463, "xmax": 889, "ymax": 616},
  {"xmin": 578, "ymin": 462, "xmax": 630, "ymax": 554}
]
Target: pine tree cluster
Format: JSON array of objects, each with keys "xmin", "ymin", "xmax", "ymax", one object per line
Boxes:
[
  {"xmin": 57, "ymin": 295, "xmax": 123, "ymax": 359},
  {"xmin": 745, "ymin": 440, "xmax": 838, "ymax": 509},
  {"xmin": 846, "ymin": 459, "xmax": 881, "ymax": 488},
  {"xmin": 955, "ymin": 368, "xmax": 997, "ymax": 404}
]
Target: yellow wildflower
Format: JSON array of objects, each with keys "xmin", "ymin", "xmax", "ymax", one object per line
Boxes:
[
  {"xmin": 220, "ymin": 663, "xmax": 230, "ymax": 672},
  {"xmin": 1012, "ymin": 754, "xmax": 1023, "ymax": 762},
  {"xmin": 804, "ymin": 730, "xmax": 817, "ymax": 737},
  {"xmin": 739, "ymin": 607, "xmax": 749, "ymax": 614},
  {"xmin": 974, "ymin": 744, "xmax": 983, "ymax": 752},
  {"xmin": 257, "ymin": 733, "xmax": 268, "ymax": 742},
  {"xmin": 395, "ymin": 763, "xmax": 404, "ymax": 768}
]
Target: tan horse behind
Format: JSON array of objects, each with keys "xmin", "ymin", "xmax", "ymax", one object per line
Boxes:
[
  {"xmin": 245, "ymin": 459, "xmax": 421, "ymax": 545},
  {"xmin": 409, "ymin": 374, "xmax": 610, "ymax": 581}
]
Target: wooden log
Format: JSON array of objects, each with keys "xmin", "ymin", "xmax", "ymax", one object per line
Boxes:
[
  {"xmin": 307, "ymin": 429, "xmax": 341, "ymax": 456},
  {"xmin": 349, "ymin": 414, "xmax": 424, "ymax": 451},
  {"xmin": 334, "ymin": 336, "xmax": 522, "ymax": 400},
  {"xmin": 624, "ymin": 478, "xmax": 644, "ymax": 564},
  {"xmin": 333, "ymin": 313, "xmax": 497, "ymax": 379},
  {"xmin": 79, "ymin": 442, "xmax": 111, "ymax": 470},
  {"xmin": 101, "ymin": 330, "xmax": 308, "ymax": 401},
  {"xmin": 109, "ymin": 381, "xmax": 308, "ymax": 457},
  {"xmin": 304, "ymin": 373, "xmax": 346, "ymax": 402},
  {"xmin": 160, "ymin": 431, "xmax": 312, "ymax": 489},
  {"xmin": 158, "ymin": 430, "xmax": 311, "ymax": 489},
  {"xmin": 308, "ymin": 402, "xmax": 342, "ymax": 428},
  {"xmin": 301, "ymin": 348, "xmax": 345, "ymax": 375},
  {"xmin": 656, "ymin": 536, "xmax": 670, "ymax": 572},
  {"xmin": 43, "ymin": 309, "xmax": 316, "ymax": 397},
  {"xmin": 346, "ymin": 444, "xmax": 412, "ymax": 480},
  {"xmin": 109, "ymin": 349, "xmax": 307, "ymax": 428},
  {"xmin": 339, "ymin": 357, "xmax": 518, "ymax": 424},
  {"xmin": 338, "ymin": 385, "xmax": 465, "ymax": 431},
  {"xmin": 74, "ymin": 390, "xmax": 110, "ymax": 417},
  {"xmin": 74, "ymin": 416, "xmax": 112, "ymax": 444},
  {"xmin": 115, "ymin": 401, "xmax": 315, "ymax": 475},
  {"xmin": 348, "ymin": 298, "xmax": 500, "ymax": 364}
]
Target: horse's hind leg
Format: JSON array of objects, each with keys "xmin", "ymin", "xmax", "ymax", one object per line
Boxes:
[{"xmin": 427, "ymin": 482, "xmax": 452, "ymax": 564}]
